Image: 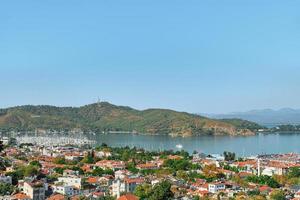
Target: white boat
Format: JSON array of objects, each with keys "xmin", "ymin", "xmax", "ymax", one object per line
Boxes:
[{"xmin": 176, "ymin": 144, "xmax": 183, "ymax": 149}]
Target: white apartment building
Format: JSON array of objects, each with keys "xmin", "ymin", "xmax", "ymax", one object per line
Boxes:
[
  {"xmin": 52, "ymin": 184, "xmax": 80, "ymax": 196},
  {"xmin": 57, "ymin": 176, "xmax": 82, "ymax": 189},
  {"xmin": 111, "ymin": 179, "xmax": 126, "ymax": 198},
  {"xmin": 23, "ymin": 181, "xmax": 45, "ymax": 200},
  {"xmin": 208, "ymin": 182, "xmax": 225, "ymax": 193}
]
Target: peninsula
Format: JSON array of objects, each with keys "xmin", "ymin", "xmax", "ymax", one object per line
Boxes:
[{"xmin": 0, "ymin": 102, "xmax": 262, "ymax": 136}]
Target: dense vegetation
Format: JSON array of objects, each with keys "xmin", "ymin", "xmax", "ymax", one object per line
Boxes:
[
  {"xmin": 134, "ymin": 181, "xmax": 174, "ymax": 200},
  {"xmin": 0, "ymin": 102, "xmax": 257, "ymax": 136},
  {"xmin": 220, "ymin": 118, "xmax": 265, "ymax": 131},
  {"xmin": 245, "ymin": 175, "xmax": 280, "ymax": 188}
]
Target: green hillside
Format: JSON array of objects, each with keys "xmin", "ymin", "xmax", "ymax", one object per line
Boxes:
[
  {"xmin": 0, "ymin": 102, "xmax": 258, "ymax": 136},
  {"xmin": 220, "ymin": 118, "xmax": 265, "ymax": 131}
]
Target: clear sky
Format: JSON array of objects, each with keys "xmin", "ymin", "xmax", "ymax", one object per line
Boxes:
[{"xmin": 1, "ymin": 0, "xmax": 300, "ymax": 113}]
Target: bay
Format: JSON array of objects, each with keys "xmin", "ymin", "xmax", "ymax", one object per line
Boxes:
[{"xmin": 88, "ymin": 132, "xmax": 300, "ymax": 156}]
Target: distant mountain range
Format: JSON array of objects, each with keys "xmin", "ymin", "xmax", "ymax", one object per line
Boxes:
[
  {"xmin": 204, "ymin": 108, "xmax": 300, "ymax": 127},
  {"xmin": 0, "ymin": 102, "xmax": 262, "ymax": 136}
]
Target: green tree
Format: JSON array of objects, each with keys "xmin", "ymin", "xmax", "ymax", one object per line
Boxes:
[
  {"xmin": 0, "ymin": 141, "xmax": 4, "ymax": 153},
  {"xmin": 287, "ymin": 167, "xmax": 300, "ymax": 178},
  {"xmin": 53, "ymin": 157, "xmax": 66, "ymax": 164},
  {"xmin": 23, "ymin": 165, "xmax": 39, "ymax": 177},
  {"xmin": 0, "ymin": 183, "xmax": 14, "ymax": 195},
  {"xmin": 134, "ymin": 183, "xmax": 152, "ymax": 199},
  {"xmin": 266, "ymin": 178, "xmax": 280, "ymax": 188},
  {"xmin": 176, "ymin": 170, "xmax": 188, "ymax": 181},
  {"xmin": 29, "ymin": 160, "xmax": 42, "ymax": 168},
  {"xmin": 246, "ymin": 175, "xmax": 280, "ymax": 188},
  {"xmin": 223, "ymin": 151, "xmax": 236, "ymax": 161},
  {"xmin": 148, "ymin": 181, "xmax": 173, "ymax": 200},
  {"xmin": 54, "ymin": 167, "xmax": 64, "ymax": 175},
  {"xmin": 126, "ymin": 162, "xmax": 139, "ymax": 173},
  {"xmin": 92, "ymin": 167, "xmax": 104, "ymax": 176},
  {"xmin": 97, "ymin": 196, "xmax": 116, "ymax": 200},
  {"xmin": 82, "ymin": 152, "xmax": 95, "ymax": 164},
  {"xmin": 193, "ymin": 196, "xmax": 200, "ymax": 200},
  {"xmin": 269, "ymin": 190, "xmax": 285, "ymax": 200},
  {"xmin": 247, "ymin": 189, "xmax": 260, "ymax": 196},
  {"xmin": 163, "ymin": 159, "xmax": 191, "ymax": 171},
  {"xmin": 6, "ymin": 171, "xmax": 23, "ymax": 185}
]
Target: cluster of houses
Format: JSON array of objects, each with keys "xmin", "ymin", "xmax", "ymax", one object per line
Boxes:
[{"xmin": 1, "ymin": 138, "xmax": 300, "ymax": 200}]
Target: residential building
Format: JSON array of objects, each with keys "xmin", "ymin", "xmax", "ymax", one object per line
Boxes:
[
  {"xmin": 52, "ymin": 184, "xmax": 80, "ymax": 196},
  {"xmin": 57, "ymin": 176, "xmax": 82, "ymax": 189},
  {"xmin": 208, "ymin": 182, "xmax": 225, "ymax": 193},
  {"xmin": 23, "ymin": 181, "xmax": 45, "ymax": 200},
  {"xmin": 117, "ymin": 194, "xmax": 139, "ymax": 200},
  {"xmin": 111, "ymin": 179, "xmax": 126, "ymax": 198}
]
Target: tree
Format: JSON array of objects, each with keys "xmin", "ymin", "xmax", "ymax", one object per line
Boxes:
[
  {"xmin": 23, "ymin": 165, "xmax": 39, "ymax": 177},
  {"xmin": 223, "ymin": 151, "xmax": 236, "ymax": 161},
  {"xmin": 54, "ymin": 167, "xmax": 64, "ymax": 175},
  {"xmin": 202, "ymin": 164, "xmax": 218, "ymax": 180},
  {"xmin": 0, "ymin": 183, "xmax": 14, "ymax": 195},
  {"xmin": 0, "ymin": 141, "xmax": 4, "ymax": 153},
  {"xmin": 30, "ymin": 160, "xmax": 42, "ymax": 168},
  {"xmin": 0, "ymin": 157, "xmax": 10, "ymax": 171},
  {"xmin": 246, "ymin": 175, "xmax": 280, "ymax": 188},
  {"xmin": 266, "ymin": 178, "xmax": 280, "ymax": 188},
  {"xmin": 148, "ymin": 181, "xmax": 173, "ymax": 200},
  {"xmin": 176, "ymin": 170, "xmax": 188, "ymax": 181},
  {"xmin": 269, "ymin": 190, "xmax": 285, "ymax": 200},
  {"xmin": 92, "ymin": 167, "xmax": 113, "ymax": 176},
  {"xmin": 126, "ymin": 162, "xmax": 139, "ymax": 173},
  {"xmin": 134, "ymin": 183, "xmax": 152, "ymax": 199},
  {"xmin": 53, "ymin": 157, "xmax": 66, "ymax": 165},
  {"xmin": 247, "ymin": 189, "xmax": 260, "ymax": 196},
  {"xmin": 193, "ymin": 196, "xmax": 200, "ymax": 200},
  {"xmin": 6, "ymin": 171, "xmax": 23, "ymax": 185},
  {"xmin": 250, "ymin": 195, "xmax": 267, "ymax": 200},
  {"xmin": 163, "ymin": 159, "xmax": 191, "ymax": 171},
  {"xmin": 287, "ymin": 167, "xmax": 300, "ymax": 178},
  {"xmin": 134, "ymin": 181, "xmax": 173, "ymax": 200},
  {"xmin": 92, "ymin": 167, "xmax": 104, "ymax": 176},
  {"xmin": 97, "ymin": 196, "xmax": 116, "ymax": 200},
  {"xmin": 81, "ymin": 152, "xmax": 95, "ymax": 164}
]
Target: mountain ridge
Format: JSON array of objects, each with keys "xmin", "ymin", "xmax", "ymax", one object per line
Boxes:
[
  {"xmin": 204, "ymin": 108, "xmax": 300, "ymax": 126},
  {"xmin": 0, "ymin": 102, "xmax": 262, "ymax": 136}
]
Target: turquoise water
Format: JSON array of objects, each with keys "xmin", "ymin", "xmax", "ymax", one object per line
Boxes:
[{"xmin": 88, "ymin": 132, "xmax": 300, "ymax": 156}]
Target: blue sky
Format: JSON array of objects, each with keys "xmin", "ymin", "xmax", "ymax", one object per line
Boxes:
[{"xmin": 1, "ymin": 0, "xmax": 300, "ymax": 113}]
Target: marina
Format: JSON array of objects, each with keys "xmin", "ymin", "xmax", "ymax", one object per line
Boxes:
[{"xmin": 16, "ymin": 135, "xmax": 96, "ymax": 146}]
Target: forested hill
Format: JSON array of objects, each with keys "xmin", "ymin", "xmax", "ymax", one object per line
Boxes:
[{"xmin": 0, "ymin": 102, "xmax": 261, "ymax": 136}]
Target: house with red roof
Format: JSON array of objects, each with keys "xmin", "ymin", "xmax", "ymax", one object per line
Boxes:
[
  {"xmin": 95, "ymin": 160, "xmax": 125, "ymax": 171},
  {"xmin": 117, "ymin": 194, "xmax": 139, "ymax": 200},
  {"xmin": 47, "ymin": 193, "xmax": 66, "ymax": 200},
  {"xmin": 259, "ymin": 185, "xmax": 272, "ymax": 195},
  {"xmin": 13, "ymin": 193, "xmax": 31, "ymax": 200},
  {"xmin": 136, "ymin": 163, "xmax": 158, "ymax": 170}
]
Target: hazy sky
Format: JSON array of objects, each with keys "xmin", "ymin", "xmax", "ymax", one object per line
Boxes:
[{"xmin": 1, "ymin": 0, "xmax": 300, "ymax": 113}]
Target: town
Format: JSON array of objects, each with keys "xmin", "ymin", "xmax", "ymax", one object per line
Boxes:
[{"xmin": 0, "ymin": 136, "xmax": 300, "ymax": 200}]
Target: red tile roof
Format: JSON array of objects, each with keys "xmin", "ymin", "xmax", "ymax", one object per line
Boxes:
[
  {"xmin": 118, "ymin": 194, "xmax": 139, "ymax": 200},
  {"xmin": 259, "ymin": 185, "xmax": 272, "ymax": 192},
  {"xmin": 124, "ymin": 177, "xmax": 144, "ymax": 184},
  {"xmin": 47, "ymin": 194, "xmax": 65, "ymax": 200},
  {"xmin": 87, "ymin": 177, "xmax": 99, "ymax": 184},
  {"xmin": 13, "ymin": 193, "xmax": 30, "ymax": 200}
]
